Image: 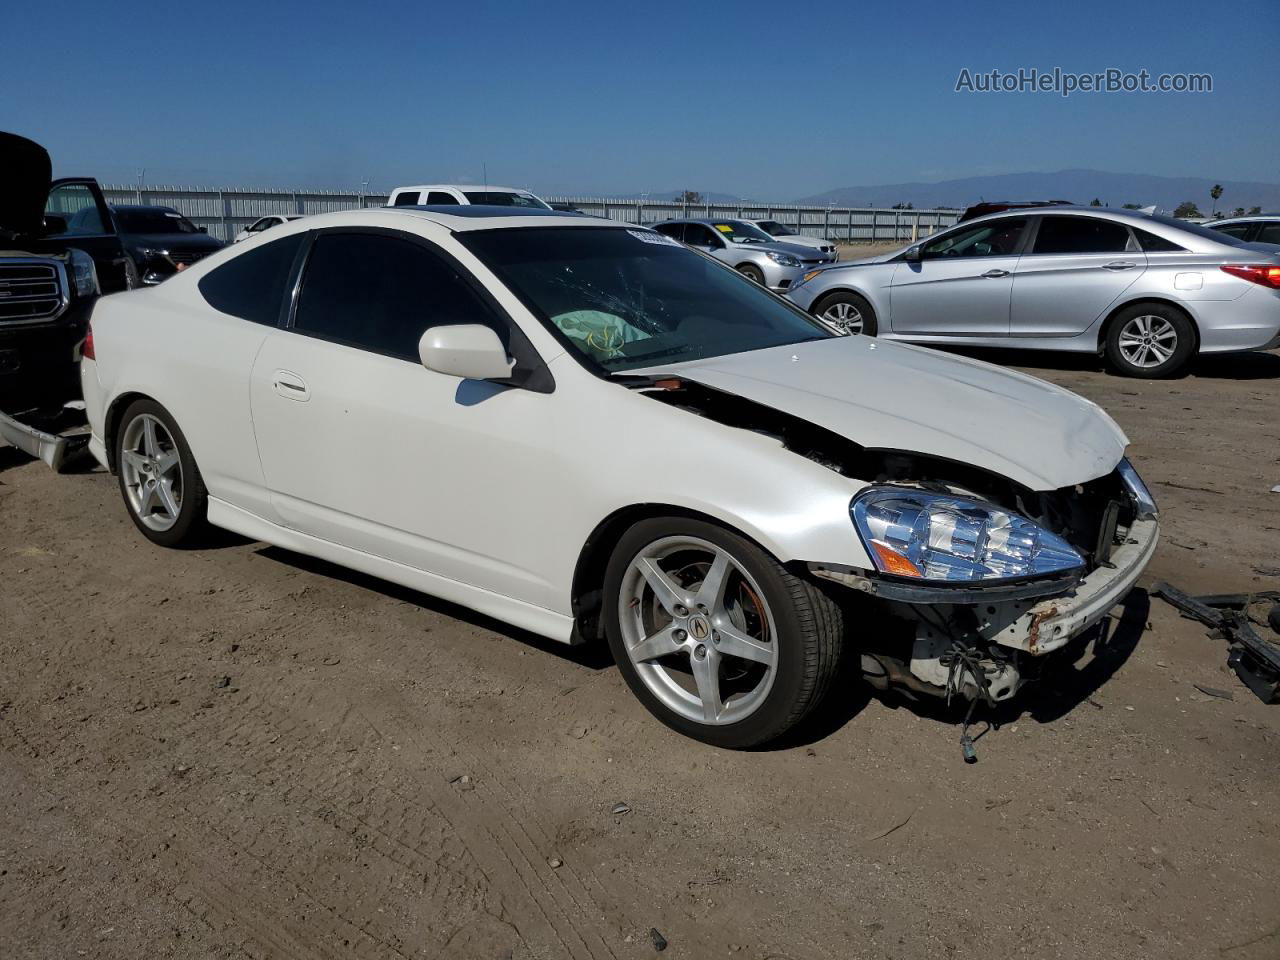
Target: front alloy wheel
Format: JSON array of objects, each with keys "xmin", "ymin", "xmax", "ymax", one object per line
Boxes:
[
  {"xmin": 604, "ymin": 518, "xmax": 843, "ymax": 748},
  {"xmin": 1104, "ymin": 304, "xmax": 1194, "ymax": 378}
]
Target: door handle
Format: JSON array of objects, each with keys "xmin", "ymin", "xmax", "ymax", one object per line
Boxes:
[
  {"xmin": 272, "ymin": 369, "xmax": 310, "ymax": 401},
  {"xmin": 1102, "ymin": 261, "xmax": 1138, "ymax": 271},
  {"xmin": 980, "ymin": 269, "xmax": 1011, "ymax": 279}
]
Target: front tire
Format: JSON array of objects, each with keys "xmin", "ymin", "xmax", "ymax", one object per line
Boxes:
[
  {"xmin": 737, "ymin": 263, "xmax": 766, "ymax": 285},
  {"xmin": 812, "ymin": 291, "xmax": 878, "ymax": 336},
  {"xmin": 115, "ymin": 398, "xmax": 210, "ymax": 547},
  {"xmin": 603, "ymin": 517, "xmax": 843, "ymax": 748},
  {"xmin": 1104, "ymin": 304, "xmax": 1195, "ymax": 378}
]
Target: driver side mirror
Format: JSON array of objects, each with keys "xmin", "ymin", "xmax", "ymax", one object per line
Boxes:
[
  {"xmin": 419, "ymin": 324, "xmax": 514, "ymax": 381},
  {"xmin": 43, "ymin": 214, "xmax": 68, "ymax": 236},
  {"xmin": 903, "ymin": 245, "xmax": 922, "ymax": 262}
]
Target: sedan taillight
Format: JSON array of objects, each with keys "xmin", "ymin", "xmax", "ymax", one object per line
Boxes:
[{"xmin": 1220, "ymin": 264, "xmax": 1280, "ymax": 289}]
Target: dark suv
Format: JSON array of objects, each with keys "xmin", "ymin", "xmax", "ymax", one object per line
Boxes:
[{"xmin": 0, "ymin": 131, "xmax": 132, "ymax": 468}]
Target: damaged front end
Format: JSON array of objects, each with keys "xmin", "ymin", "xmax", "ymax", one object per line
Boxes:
[{"xmin": 633, "ymin": 375, "xmax": 1159, "ymax": 707}]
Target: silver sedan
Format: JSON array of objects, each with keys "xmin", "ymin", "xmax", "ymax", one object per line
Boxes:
[
  {"xmin": 787, "ymin": 207, "xmax": 1280, "ymax": 377},
  {"xmin": 652, "ymin": 219, "xmax": 835, "ymax": 292}
]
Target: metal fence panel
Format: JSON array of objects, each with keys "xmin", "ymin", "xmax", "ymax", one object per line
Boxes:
[{"xmin": 101, "ymin": 186, "xmax": 960, "ymax": 245}]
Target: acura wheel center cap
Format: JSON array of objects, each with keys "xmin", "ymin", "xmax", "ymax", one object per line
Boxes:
[{"xmin": 687, "ymin": 614, "xmax": 711, "ymax": 641}]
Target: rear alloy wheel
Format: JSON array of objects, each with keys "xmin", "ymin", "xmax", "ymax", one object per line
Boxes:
[
  {"xmin": 604, "ymin": 518, "xmax": 842, "ymax": 748},
  {"xmin": 116, "ymin": 399, "xmax": 209, "ymax": 547},
  {"xmin": 1104, "ymin": 304, "xmax": 1194, "ymax": 378},
  {"xmin": 812, "ymin": 291, "xmax": 878, "ymax": 336},
  {"xmin": 737, "ymin": 263, "xmax": 766, "ymax": 285}
]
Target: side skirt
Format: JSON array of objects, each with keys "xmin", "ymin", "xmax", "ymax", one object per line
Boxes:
[{"xmin": 206, "ymin": 497, "xmax": 576, "ymax": 645}]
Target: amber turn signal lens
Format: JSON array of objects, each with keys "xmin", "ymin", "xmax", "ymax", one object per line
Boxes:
[{"xmin": 869, "ymin": 541, "xmax": 923, "ymax": 578}]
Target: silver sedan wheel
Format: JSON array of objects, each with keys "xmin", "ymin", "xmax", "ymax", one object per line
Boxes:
[
  {"xmin": 821, "ymin": 300, "xmax": 863, "ymax": 335},
  {"xmin": 120, "ymin": 414, "xmax": 183, "ymax": 532},
  {"xmin": 618, "ymin": 536, "xmax": 778, "ymax": 726},
  {"xmin": 1118, "ymin": 315, "xmax": 1178, "ymax": 368}
]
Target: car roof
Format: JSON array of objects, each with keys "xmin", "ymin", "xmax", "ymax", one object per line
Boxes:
[
  {"xmin": 392, "ymin": 184, "xmax": 533, "ymax": 195},
  {"xmin": 305, "ymin": 206, "xmax": 618, "ymax": 233},
  {"xmin": 1207, "ymin": 215, "xmax": 1280, "ymax": 225}
]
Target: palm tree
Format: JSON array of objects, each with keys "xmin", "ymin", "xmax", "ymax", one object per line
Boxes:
[{"xmin": 1210, "ymin": 184, "xmax": 1223, "ymax": 216}]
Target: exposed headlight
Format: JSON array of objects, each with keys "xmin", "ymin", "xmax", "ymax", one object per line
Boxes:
[
  {"xmin": 68, "ymin": 248, "xmax": 100, "ymax": 297},
  {"xmin": 766, "ymin": 251, "xmax": 801, "ymax": 267},
  {"xmin": 851, "ymin": 487, "xmax": 1085, "ymax": 583},
  {"xmin": 1116, "ymin": 457, "xmax": 1158, "ymax": 518}
]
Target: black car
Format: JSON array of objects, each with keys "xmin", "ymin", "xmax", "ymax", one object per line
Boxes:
[
  {"xmin": 1, "ymin": 131, "xmax": 134, "ymax": 467},
  {"xmin": 110, "ymin": 204, "xmax": 224, "ymax": 285}
]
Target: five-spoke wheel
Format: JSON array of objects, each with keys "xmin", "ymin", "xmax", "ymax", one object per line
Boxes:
[
  {"xmin": 811, "ymin": 291, "xmax": 877, "ymax": 336},
  {"xmin": 604, "ymin": 518, "xmax": 842, "ymax": 748},
  {"xmin": 115, "ymin": 399, "xmax": 209, "ymax": 547}
]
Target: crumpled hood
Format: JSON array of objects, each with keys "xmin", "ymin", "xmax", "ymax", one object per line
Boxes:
[
  {"xmin": 0, "ymin": 131, "xmax": 52, "ymax": 237},
  {"xmin": 648, "ymin": 337, "xmax": 1128, "ymax": 491}
]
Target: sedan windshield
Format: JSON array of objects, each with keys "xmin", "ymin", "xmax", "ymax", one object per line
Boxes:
[
  {"xmin": 116, "ymin": 209, "xmax": 200, "ymax": 234},
  {"xmin": 711, "ymin": 220, "xmax": 775, "ymax": 244},
  {"xmin": 461, "ymin": 227, "xmax": 831, "ymax": 372},
  {"xmin": 462, "ymin": 191, "xmax": 550, "ymax": 210},
  {"xmin": 757, "ymin": 220, "xmax": 794, "ymax": 236}
]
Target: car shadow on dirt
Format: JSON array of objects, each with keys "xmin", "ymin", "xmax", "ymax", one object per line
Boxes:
[{"xmin": 254, "ymin": 545, "xmax": 616, "ymax": 670}]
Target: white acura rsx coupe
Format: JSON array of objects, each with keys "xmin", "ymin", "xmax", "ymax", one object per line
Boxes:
[{"xmin": 80, "ymin": 205, "xmax": 1160, "ymax": 748}]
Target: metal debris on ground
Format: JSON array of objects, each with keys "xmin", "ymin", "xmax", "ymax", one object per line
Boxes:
[
  {"xmin": 1192, "ymin": 684, "xmax": 1235, "ymax": 701},
  {"xmin": 649, "ymin": 928, "xmax": 668, "ymax": 952},
  {"xmin": 1153, "ymin": 582, "xmax": 1280, "ymax": 704},
  {"xmin": 610, "ymin": 802, "xmax": 631, "ymax": 816}
]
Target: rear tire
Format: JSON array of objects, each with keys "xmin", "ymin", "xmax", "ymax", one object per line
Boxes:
[
  {"xmin": 812, "ymin": 291, "xmax": 878, "ymax": 336},
  {"xmin": 1103, "ymin": 304, "xmax": 1195, "ymax": 378},
  {"xmin": 115, "ymin": 398, "xmax": 210, "ymax": 548},
  {"xmin": 737, "ymin": 263, "xmax": 765, "ymax": 285},
  {"xmin": 603, "ymin": 517, "xmax": 843, "ymax": 748}
]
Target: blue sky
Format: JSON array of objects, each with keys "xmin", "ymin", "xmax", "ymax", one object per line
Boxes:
[{"xmin": 5, "ymin": 0, "xmax": 1276, "ymax": 198}]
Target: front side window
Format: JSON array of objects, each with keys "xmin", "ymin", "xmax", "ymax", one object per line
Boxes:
[
  {"xmin": 462, "ymin": 191, "xmax": 549, "ymax": 209},
  {"xmin": 293, "ymin": 232, "xmax": 505, "ymax": 361},
  {"xmin": 653, "ymin": 222, "xmax": 685, "ymax": 241},
  {"xmin": 198, "ymin": 232, "xmax": 304, "ymax": 325},
  {"xmin": 426, "ymin": 191, "xmax": 460, "ymax": 205},
  {"xmin": 116, "ymin": 209, "xmax": 200, "ymax": 234},
  {"xmin": 392, "ymin": 191, "xmax": 421, "ymax": 207},
  {"xmin": 460, "ymin": 227, "xmax": 831, "ymax": 373},
  {"xmin": 1031, "ymin": 216, "xmax": 1131, "ymax": 254},
  {"xmin": 921, "ymin": 218, "xmax": 1027, "ymax": 259},
  {"xmin": 45, "ymin": 183, "xmax": 105, "ymax": 236},
  {"xmin": 684, "ymin": 224, "xmax": 723, "ymax": 248}
]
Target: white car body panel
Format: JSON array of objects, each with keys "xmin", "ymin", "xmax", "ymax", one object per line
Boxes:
[
  {"xmin": 82, "ymin": 208, "xmax": 1134, "ymax": 648},
  {"xmin": 639, "ymin": 336, "xmax": 1127, "ymax": 492}
]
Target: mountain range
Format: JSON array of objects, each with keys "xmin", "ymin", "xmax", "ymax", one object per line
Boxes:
[{"xmin": 794, "ymin": 170, "xmax": 1280, "ymax": 212}]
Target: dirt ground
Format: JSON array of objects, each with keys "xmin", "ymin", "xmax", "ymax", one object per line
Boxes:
[{"xmin": 2, "ymin": 347, "xmax": 1279, "ymax": 960}]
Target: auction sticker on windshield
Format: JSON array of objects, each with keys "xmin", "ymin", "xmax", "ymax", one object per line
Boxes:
[{"xmin": 627, "ymin": 229, "xmax": 681, "ymax": 247}]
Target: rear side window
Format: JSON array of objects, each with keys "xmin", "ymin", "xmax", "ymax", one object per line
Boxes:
[
  {"xmin": 392, "ymin": 191, "xmax": 421, "ymax": 207},
  {"xmin": 198, "ymin": 232, "xmax": 304, "ymax": 325},
  {"xmin": 293, "ymin": 232, "xmax": 506, "ymax": 361},
  {"xmin": 1212, "ymin": 224, "xmax": 1252, "ymax": 240},
  {"xmin": 1133, "ymin": 228, "xmax": 1186, "ymax": 252},
  {"xmin": 426, "ymin": 191, "xmax": 460, "ymax": 205},
  {"xmin": 1032, "ymin": 216, "xmax": 1130, "ymax": 254}
]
